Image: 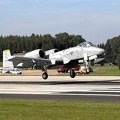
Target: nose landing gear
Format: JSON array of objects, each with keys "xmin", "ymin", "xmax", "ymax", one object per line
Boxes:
[{"xmin": 42, "ymin": 65, "xmax": 48, "ymax": 80}]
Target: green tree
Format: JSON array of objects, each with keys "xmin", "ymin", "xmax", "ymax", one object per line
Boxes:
[
  {"xmin": 105, "ymin": 36, "xmax": 120, "ymax": 63},
  {"xmin": 117, "ymin": 54, "xmax": 120, "ymax": 70}
]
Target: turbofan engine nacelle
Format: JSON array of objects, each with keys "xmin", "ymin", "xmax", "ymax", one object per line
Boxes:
[
  {"xmin": 45, "ymin": 49, "xmax": 59, "ymax": 56},
  {"xmin": 24, "ymin": 49, "xmax": 45, "ymax": 58},
  {"xmin": 45, "ymin": 49, "xmax": 59, "ymax": 59}
]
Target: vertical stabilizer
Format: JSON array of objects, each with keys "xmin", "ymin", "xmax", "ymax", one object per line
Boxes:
[{"xmin": 3, "ymin": 50, "xmax": 14, "ymax": 71}]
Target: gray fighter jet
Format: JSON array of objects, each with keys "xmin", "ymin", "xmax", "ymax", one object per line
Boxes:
[{"xmin": 6, "ymin": 41, "xmax": 105, "ymax": 79}]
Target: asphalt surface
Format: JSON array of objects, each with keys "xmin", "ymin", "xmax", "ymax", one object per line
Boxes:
[{"xmin": 0, "ymin": 76, "xmax": 120, "ymax": 102}]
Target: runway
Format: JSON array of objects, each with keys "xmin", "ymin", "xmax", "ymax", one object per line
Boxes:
[{"xmin": 0, "ymin": 76, "xmax": 120, "ymax": 102}]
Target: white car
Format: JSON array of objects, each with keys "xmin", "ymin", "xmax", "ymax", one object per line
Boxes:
[{"xmin": 10, "ymin": 70, "xmax": 22, "ymax": 74}]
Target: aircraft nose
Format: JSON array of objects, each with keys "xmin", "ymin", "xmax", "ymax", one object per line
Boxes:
[{"xmin": 99, "ymin": 48, "xmax": 105, "ymax": 54}]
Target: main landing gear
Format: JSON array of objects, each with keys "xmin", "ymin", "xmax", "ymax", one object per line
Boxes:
[
  {"xmin": 70, "ymin": 69, "xmax": 76, "ymax": 78},
  {"xmin": 42, "ymin": 69, "xmax": 76, "ymax": 79},
  {"xmin": 42, "ymin": 72, "xmax": 48, "ymax": 79}
]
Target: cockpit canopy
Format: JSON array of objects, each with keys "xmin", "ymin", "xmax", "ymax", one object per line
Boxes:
[{"xmin": 77, "ymin": 42, "xmax": 96, "ymax": 47}]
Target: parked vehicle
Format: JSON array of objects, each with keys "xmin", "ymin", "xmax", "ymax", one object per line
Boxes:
[
  {"xmin": 74, "ymin": 66, "xmax": 93, "ymax": 74},
  {"xmin": 74, "ymin": 68, "xmax": 87, "ymax": 74},
  {"xmin": 71, "ymin": 67, "xmax": 79, "ymax": 71},
  {"xmin": 10, "ymin": 69, "xmax": 22, "ymax": 74},
  {"xmin": 57, "ymin": 66, "xmax": 69, "ymax": 73},
  {"xmin": 88, "ymin": 67, "xmax": 93, "ymax": 73}
]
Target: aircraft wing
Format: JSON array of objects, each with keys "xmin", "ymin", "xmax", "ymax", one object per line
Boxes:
[{"xmin": 8, "ymin": 56, "xmax": 52, "ymax": 68}]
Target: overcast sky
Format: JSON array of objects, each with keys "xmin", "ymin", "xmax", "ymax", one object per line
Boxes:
[{"xmin": 0, "ymin": 0, "xmax": 120, "ymax": 45}]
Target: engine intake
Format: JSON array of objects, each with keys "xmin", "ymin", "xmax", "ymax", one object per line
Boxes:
[{"xmin": 39, "ymin": 49, "xmax": 45, "ymax": 58}]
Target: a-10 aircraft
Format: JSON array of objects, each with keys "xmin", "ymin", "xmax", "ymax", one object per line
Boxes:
[{"xmin": 6, "ymin": 41, "xmax": 105, "ymax": 79}]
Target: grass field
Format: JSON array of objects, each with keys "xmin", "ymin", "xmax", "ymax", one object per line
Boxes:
[
  {"xmin": 0, "ymin": 100, "xmax": 120, "ymax": 120},
  {"xmin": 0, "ymin": 64, "xmax": 120, "ymax": 120},
  {"xmin": 84, "ymin": 66, "xmax": 120, "ymax": 76},
  {"xmin": 58, "ymin": 66, "xmax": 120, "ymax": 76}
]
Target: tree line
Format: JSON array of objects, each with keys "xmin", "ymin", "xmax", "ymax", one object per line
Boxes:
[
  {"xmin": 0, "ymin": 32, "xmax": 120, "ymax": 65},
  {"xmin": 105, "ymin": 36, "xmax": 120, "ymax": 64},
  {"xmin": 0, "ymin": 32, "xmax": 85, "ymax": 60},
  {"xmin": 98, "ymin": 35, "xmax": 120, "ymax": 65}
]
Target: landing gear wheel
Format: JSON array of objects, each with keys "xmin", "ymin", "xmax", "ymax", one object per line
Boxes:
[
  {"xmin": 42, "ymin": 72, "xmax": 48, "ymax": 80},
  {"xmin": 70, "ymin": 69, "xmax": 76, "ymax": 78}
]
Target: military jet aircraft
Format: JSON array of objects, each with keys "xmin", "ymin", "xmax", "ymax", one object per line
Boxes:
[{"xmin": 7, "ymin": 41, "xmax": 105, "ymax": 79}]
